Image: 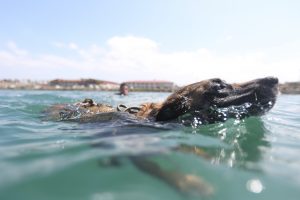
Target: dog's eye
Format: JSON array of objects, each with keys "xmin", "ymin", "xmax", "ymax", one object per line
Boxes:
[{"xmin": 212, "ymin": 83, "xmax": 225, "ymax": 91}]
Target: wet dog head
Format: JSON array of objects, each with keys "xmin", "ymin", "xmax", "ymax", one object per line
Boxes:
[{"xmin": 156, "ymin": 77, "xmax": 279, "ymax": 122}]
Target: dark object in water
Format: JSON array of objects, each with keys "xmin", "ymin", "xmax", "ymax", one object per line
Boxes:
[
  {"xmin": 45, "ymin": 77, "xmax": 278, "ymax": 125},
  {"xmin": 43, "ymin": 77, "xmax": 278, "ymax": 197},
  {"xmin": 156, "ymin": 76, "xmax": 278, "ymax": 122}
]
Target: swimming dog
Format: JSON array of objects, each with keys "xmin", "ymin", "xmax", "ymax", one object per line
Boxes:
[
  {"xmin": 44, "ymin": 76, "xmax": 278, "ymax": 196},
  {"xmin": 46, "ymin": 76, "xmax": 278, "ymax": 124}
]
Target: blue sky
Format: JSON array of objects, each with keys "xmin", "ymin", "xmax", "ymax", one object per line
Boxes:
[{"xmin": 0, "ymin": 0, "xmax": 300, "ymax": 84}]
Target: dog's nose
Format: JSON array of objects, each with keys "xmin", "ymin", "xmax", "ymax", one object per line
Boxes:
[{"xmin": 261, "ymin": 77, "xmax": 279, "ymax": 86}]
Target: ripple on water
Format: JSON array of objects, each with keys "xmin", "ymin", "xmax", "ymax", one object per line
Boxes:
[{"xmin": 0, "ymin": 91, "xmax": 300, "ymax": 200}]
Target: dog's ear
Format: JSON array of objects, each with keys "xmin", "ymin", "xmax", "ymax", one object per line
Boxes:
[{"xmin": 156, "ymin": 80, "xmax": 209, "ymax": 121}]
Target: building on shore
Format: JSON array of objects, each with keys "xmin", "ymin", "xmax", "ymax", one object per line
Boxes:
[
  {"xmin": 123, "ymin": 80, "xmax": 177, "ymax": 92},
  {"xmin": 279, "ymin": 82, "xmax": 300, "ymax": 94},
  {"xmin": 48, "ymin": 79, "xmax": 119, "ymax": 90},
  {"xmin": 0, "ymin": 78, "xmax": 178, "ymax": 91},
  {"xmin": 0, "ymin": 79, "xmax": 48, "ymax": 90},
  {"xmin": 2, "ymin": 78, "xmax": 300, "ymax": 93}
]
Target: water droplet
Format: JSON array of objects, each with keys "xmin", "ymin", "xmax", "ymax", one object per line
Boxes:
[{"xmin": 246, "ymin": 179, "xmax": 264, "ymax": 193}]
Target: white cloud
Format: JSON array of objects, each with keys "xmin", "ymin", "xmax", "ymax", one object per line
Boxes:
[
  {"xmin": 0, "ymin": 37, "xmax": 299, "ymax": 85},
  {"xmin": 6, "ymin": 41, "xmax": 28, "ymax": 56}
]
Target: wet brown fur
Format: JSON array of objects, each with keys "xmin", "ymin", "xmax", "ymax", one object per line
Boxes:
[{"xmin": 47, "ymin": 77, "xmax": 278, "ymax": 122}]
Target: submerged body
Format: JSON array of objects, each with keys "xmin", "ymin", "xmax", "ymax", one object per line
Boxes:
[{"xmin": 42, "ymin": 77, "xmax": 279, "ymax": 197}]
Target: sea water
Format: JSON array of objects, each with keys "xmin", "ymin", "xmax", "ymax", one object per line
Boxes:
[{"xmin": 0, "ymin": 90, "xmax": 299, "ymax": 200}]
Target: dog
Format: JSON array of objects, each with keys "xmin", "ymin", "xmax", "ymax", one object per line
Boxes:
[
  {"xmin": 44, "ymin": 76, "xmax": 279, "ymax": 196},
  {"xmin": 45, "ymin": 76, "xmax": 278, "ymax": 124}
]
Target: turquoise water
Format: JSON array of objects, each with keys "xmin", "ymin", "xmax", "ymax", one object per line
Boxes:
[{"xmin": 0, "ymin": 90, "xmax": 299, "ymax": 200}]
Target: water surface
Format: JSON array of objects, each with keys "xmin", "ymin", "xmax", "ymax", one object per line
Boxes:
[{"xmin": 0, "ymin": 90, "xmax": 299, "ymax": 200}]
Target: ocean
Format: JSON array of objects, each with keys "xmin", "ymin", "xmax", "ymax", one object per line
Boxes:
[{"xmin": 0, "ymin": 90, "xmax": 299, "ymax": 200}]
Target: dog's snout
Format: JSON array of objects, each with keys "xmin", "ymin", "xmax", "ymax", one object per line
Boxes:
[{"xmin": 261, "ymin": 77, "xmax": 278, "ymax": 86}]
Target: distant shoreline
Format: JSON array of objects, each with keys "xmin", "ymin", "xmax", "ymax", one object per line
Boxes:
[
  {"xmin": 1, "ymin": 88, "xmax": 300, "ymax": 95},
  {"xmin": 1, "ymin": 79, "xmax": 300, "ymax": 94},
  {"xmin": 0, "ymin": 78, "xmax": 177, "ymax": 92},
  {"xmin": 0, "ymin": 85, "xmax": 174, "ymax": 92},
  {"xmin": 279, "ymin": 82, "xmax": 300, "ymax": 94},
  {"xmin": 0, "ymin": 88, "xmax": 173, "ymax": 93}
]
